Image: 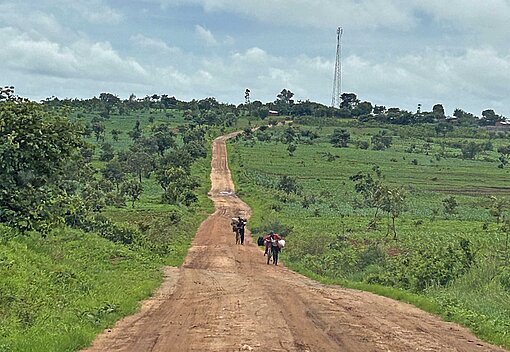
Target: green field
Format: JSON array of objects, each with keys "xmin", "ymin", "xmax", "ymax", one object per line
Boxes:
[
  {"xmin": 229, "ymin": 121, "xmax": 510, "ymax": 349},
  {"xmin": 0, "ymin": 105, "xmax": 217, "ymax": 351}
]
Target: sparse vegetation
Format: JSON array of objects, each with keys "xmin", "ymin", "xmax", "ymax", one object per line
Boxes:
[{"xmin": 229, "ymin": 118, "xmax": 510, "ymax": 349}]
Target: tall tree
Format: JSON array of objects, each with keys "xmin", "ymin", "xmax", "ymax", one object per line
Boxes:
[
  {"xmin": 101, "ymin": 160, "xmax": 125, "ymax": 191},
  {"xmin": 340, "ymin": 93, "xmax": 359, "ymax": 109},
  {"xmin": 432, "ymin": 104, "xmax": 445, "ymax": 118},
  {"xmin": 121, "ymin": 180, "xmax": 143, "ymax": 207},
  {"xmin": 150, "ymin": 123, "xmax": 176, "ymax": 156},
  {"xmin": 349, "ymin": 166, "xmax": 388, "ymax": 229},
  {"xmin": 330, "ymin": 129, "xmax": 350, "ymax": 147},
  {"xmin": 0, "ymin": 101, "xmax": 85, "ymax": 231},
  {"xmin": 119, "ymin": 149, "xmax": 154, "ymax": 183},
  {"xmin": 98, "ymin": 92, "xmax": 121, "ymax": 117},
  {"xmin": 245, "ymin": 88, "xmax": 251, "ymax": 104},
  {"xmin": 275, "ymin": 89, "xmax": 294, "ymax": 115},
  {"xmin": 156, "ymin": 166, "xmax": 198, "ymax": 206},
  {"xmin": 371, "ymin": 130, "xmax": 392, "ymax": 150},
  {"xmin": 91, "ymin": 116, "xmax": 105, "ymax": 141},
  {"xmin": 453, "ymin": 108, "xmax": 477, "ymax": 125},
  {"xmin": 373, "ymin": 105, "xmax": 386, "ymax": 115},
  {"xmin": 128, "ymin": 120, "xmax": 142, "ymax": 141},
  {"xmin": 352, "ymin": 101, "xmax": 373, "ymax": 116},
  {"xmin": 381, "ymin": 186, "xmax": 407, "ymax": 240},
  {"xmin": 99, "ymin": 142, "xmax": 115, "ymax": 162},
  {"xmin": 479, "ymin": 109, "xmax": 503, "ymax": 126}
]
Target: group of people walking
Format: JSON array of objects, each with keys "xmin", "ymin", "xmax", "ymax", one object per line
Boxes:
[{"xmin": 230, "ymin": 216, "xmax": 284, "ymax": 265}]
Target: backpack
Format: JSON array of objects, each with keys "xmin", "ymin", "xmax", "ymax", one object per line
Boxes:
[{"xmin": 257, "ymin": 236, "xmax": 264, "ymax": 246}]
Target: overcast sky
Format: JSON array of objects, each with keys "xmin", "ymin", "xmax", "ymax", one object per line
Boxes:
[{"xmin": 1, "ymin": 0, "xmax": 509, "ymax": 116}]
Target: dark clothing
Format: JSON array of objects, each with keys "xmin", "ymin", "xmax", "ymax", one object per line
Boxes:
[
  {"xmin": 236, "ymin": 219, "xmax": 246, "ymax": 245},
  {"xmin": 239, "ymin": 228, "xmax": 245, "ymax": 244},
  {"xmin": 237, "ymin": 221, "xmax": 245, "ymax": 231},
  {"xmin": 270, "ymin": 243, "xmax": 280, "ymax": 265}
]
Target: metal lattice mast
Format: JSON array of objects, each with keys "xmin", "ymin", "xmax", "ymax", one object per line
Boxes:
[{"xmin": 331, "ymin": 27, "xmax": 343, "ymax": 108}]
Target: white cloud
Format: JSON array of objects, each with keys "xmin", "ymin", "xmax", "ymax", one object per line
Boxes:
[
  {"xmin": 343, "ymin": 47, "xmax": 510, "ymax": 115},
  {"xmin": 195, "ymin": 25, "xmax": 218, "ymax": 46},
  {"xmin": 130, "ymin": 34, "xmax": 181, "ymax": 54},
  {"xmin": 0, "ymin": 27, "xmax": 148, "ymax": 83},
  {"xmin": 0, "ymin": 4, "xmax": 72, "ymax": 42},
  {"xmin": 416, "ymin": 0, "xmax": 510, "ymax": 27},
  {"xmin": 77, "ymin": 1, "xmax": 123, "ymax": 24},
  {"xmin": 0, "ymin": 0, "xmax": 123, "ymax": 28},
  {"xmin": 224, "ymin": 35, "xmax": 235, "ymax": 46}
]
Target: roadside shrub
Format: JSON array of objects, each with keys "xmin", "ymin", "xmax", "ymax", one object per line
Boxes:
[
  {"xmin": 499, "ymin": 267, "xmax": 510, "ymax": 291},
  {"xmin": 371, "ymin": 130, "xmax": 392, "ymax": 150},
  {"xmin": 443, "ymin": 196, "xmax": 459, "ymax": 215},
  {"xmin": 277, "ymin": 175, "xmax": 301, "ymax": 195},
  {"xmin": 270, "ymin": 203, "xmax": 282, "ymax": 212},
  {"xmin": 252, "ymin": 220, "xmax": 293, "ymax": 237},
  {"xmin": 356, "ymin": 140, "xmax": 370, "ymax": 149},
  {"xmin": 358, "ymin": 244, "xmax": 386, "ymax": 270}
]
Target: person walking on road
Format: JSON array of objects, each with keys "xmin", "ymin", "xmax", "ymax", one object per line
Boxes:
[
  {"xmin": 236, "ymin": 216, "xmax": 247, "ymax": 245},
  {"xmin": 263, "ymin": 231, "xmax": 283, "ymax": 265}
]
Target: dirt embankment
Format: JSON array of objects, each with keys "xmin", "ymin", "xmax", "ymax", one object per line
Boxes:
[{"xmin": 84, "ymin": 133, "xmax": 506, "ymax": 352}]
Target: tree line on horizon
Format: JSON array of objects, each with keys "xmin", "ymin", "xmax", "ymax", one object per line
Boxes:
[
  {"xmin": 0, "ymin": 85, "xmax": 507, "ymax": 235},
  {"xmin": 39, "ymin": 87, "xmax": 507, "ymax": 127}
]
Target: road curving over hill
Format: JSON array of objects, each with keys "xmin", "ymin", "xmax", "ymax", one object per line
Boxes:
[{"xmin": 84, "ymin": 132, "xmax": 506, "ymax": 352}]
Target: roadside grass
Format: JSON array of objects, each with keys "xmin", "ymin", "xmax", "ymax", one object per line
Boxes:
[
  {"xmin": 0, "ymin": 227, "xmax": 162, "ymax": 352},
  {"xmin": 229, "ymin": 122, "xmax": 510, "ymax": 350},
  {"xmin": 284, "ymin": 260, "xmax": 510, "ymax": 349}
]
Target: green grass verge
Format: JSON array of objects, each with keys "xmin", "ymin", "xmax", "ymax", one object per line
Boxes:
[{"xmin": 0, "ymin": 228, "xmax": 162, "ymax": 352}]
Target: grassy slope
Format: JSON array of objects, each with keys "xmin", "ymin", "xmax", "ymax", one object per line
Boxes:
[
  {"xmin": 228, "ymin": 123, "xmax": 510, "ymax": 349},
  {"xmin": 0, "ymin": 109, "xmax": 215, "ymax": 351},
  {"xmin": 0, "ymin": 228, "xmax": 161, "ymax": 352}
]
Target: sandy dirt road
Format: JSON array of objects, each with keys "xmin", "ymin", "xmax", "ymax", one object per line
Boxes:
[{"xmin": 84, "ymin": 133, "xmax": 506, "ymax": 352}]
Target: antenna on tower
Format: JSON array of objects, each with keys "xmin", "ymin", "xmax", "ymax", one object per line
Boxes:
[{"xmin": 331, "ymin": 27, "xmax": 343, "ymax": 108}]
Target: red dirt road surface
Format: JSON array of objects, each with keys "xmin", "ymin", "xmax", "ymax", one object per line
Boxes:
[{"xmin": 84, "ymin": 133, "xmax": 506, "ymax": 352}]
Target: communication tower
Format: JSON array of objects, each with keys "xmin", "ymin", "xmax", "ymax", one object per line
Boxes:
[{"xmin": 331, "ymin": 27, "xmax": 343, "ymax": 108}]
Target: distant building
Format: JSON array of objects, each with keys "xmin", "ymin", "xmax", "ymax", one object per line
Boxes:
[
  {"xmin": 445, "ymin": 115, "xmax": 459, "ymax": 123},
  {"xmin": 484, "ymin": 120, "xmax": 510, "ymax": 131},
  {"xmin": 268, "ymin": 110, "xmax": 279, "ymax": 116}
]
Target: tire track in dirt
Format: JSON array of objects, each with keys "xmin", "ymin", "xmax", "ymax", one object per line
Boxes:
[{"xmin": 84, "ymin": 133, "xmax": 506, "ymax": 352}]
